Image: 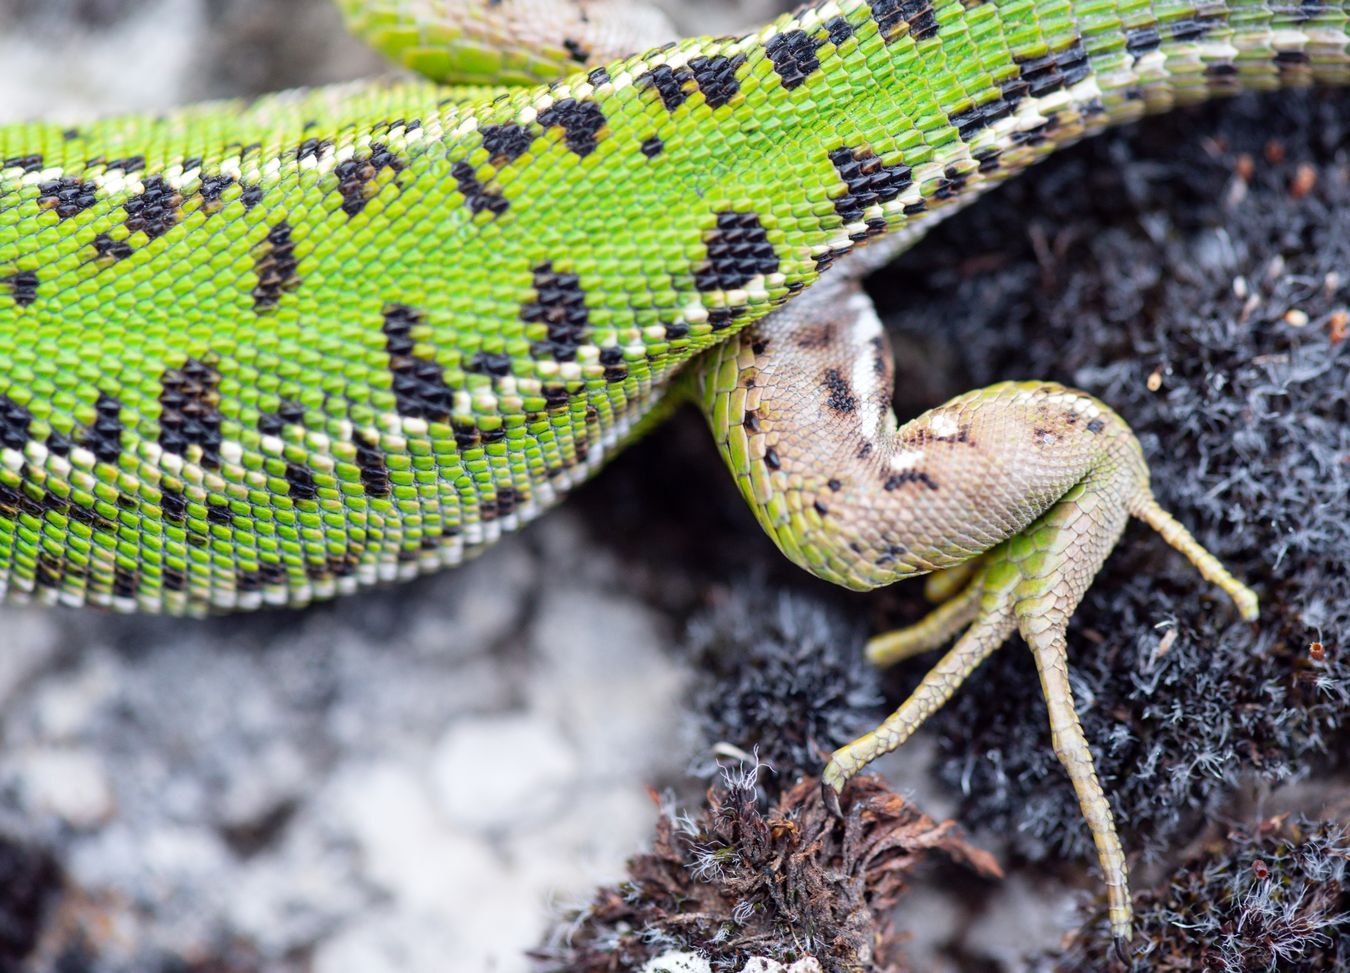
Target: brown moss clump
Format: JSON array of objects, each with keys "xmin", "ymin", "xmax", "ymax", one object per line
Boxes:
[{"xmin": 534, "ymin": 768, "xmax": 999, "ymax": 973}]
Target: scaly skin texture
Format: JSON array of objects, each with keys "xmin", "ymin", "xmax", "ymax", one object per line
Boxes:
[
  {"xmin": 2, "ymin": 0, "xmax": 1341, "ymax": 613},
  {"xmin": 0, "ymin": 0, "xmax": 1336, "ymax": 943}
]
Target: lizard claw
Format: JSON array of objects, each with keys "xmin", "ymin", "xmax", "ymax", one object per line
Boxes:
[{"xmin": 820, "ymin": 773, "xmax": 845, "ymax": 818}]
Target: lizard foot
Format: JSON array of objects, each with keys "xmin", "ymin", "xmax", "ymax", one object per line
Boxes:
[{"xmin": 825, "ymin": 468, "xmax": 1259, "ymax": 941}]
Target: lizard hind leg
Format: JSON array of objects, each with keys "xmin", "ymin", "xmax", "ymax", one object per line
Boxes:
[{"xmin": 696, "ymin": 273, "xmax": 1259, "ymax": 944}]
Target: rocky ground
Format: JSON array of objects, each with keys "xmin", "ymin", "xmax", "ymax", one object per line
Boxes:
[{"xmin": 0, "ymin": 2, "xmax": 1345, "ymax": 972}]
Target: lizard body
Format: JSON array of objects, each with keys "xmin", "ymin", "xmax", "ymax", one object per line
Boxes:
[
  {"xmin": 2, "ymin": 0, "xmax": 1334, "ymax": 612},
  {"xmin": 1, "ymin": 0, "xmax": 1341, "ymax": 942}
]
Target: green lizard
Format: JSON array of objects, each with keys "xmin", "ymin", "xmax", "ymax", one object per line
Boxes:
[{"xmin": 1, "ymin": 0, "xmax": 1339, "ymax": 943}]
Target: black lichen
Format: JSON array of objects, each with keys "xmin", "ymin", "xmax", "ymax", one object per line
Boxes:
[
  {"xmin": 685, "ymin": 586, "xmax": 883, "ymax": 782},
  {"xmin": 0, "ymin": 833, "xmax": 62, "ymax": 965},
  {"xmin": 1043, "ymin": 815, "xmax": 1350, "ymax": 971}
]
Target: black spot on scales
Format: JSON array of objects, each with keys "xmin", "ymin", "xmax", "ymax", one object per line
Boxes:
[
  {"xmin": 639, "ymin": 64, "xmax": 695, "ymax": 111},
  {"xmin": 1168, "ymin": 16, "xmax": 1216, "ymax": 41},
  {"xmin": 641, "ymin": 136, "xmax": 664, "ymax": 158},
  {"xmin": 452, "ymin": 161, "xmax": 509, "ymax": 216},
  {"xmin": 0, "ymin": 395, "xmax": 32, "ymax": 449},
  {"xmin": 764, "ymin": 447, "xmax": 781, "ymax": 470},
  {"xmin": 952, "ymin": 100, "xmax": 1012, "ymax": 142},
  {"xmin": 4, "ymin": 271, "xmax": 38, "ymax": 307},
  {"xmin": 240, "ymin": 184, "xmax": 265, "ymax": 209},
  {"xmin": 354, "ymin": 433, "xmax": 390, "ymax": 497},
  {"xmin": 1003, "ymin": 42, "xmax": 1090, "ymax": 104},
  {"xmin": 37, "ymin": 177, "xmax": 98, "ymax": 220},
  {"xmin": 112, "ymin": 564, "xmax": 140, "ymax": 598},
  {"xmin": 101, "ymin": 156, "xmax": 145, "ymax": 173},
  {"xmin": 599, "ymin": 346, "xmax": 628, "ymax": 383},
  {"xmin": 464, "ymin": 350, "xmax": 513, "ymax": 378},
  {"xmin": 765, "ymin": 30, "xmax": 823, "ymax": 90},
  {"xmin": 382, "ymin": 304, "xmax": 454, "ymax": 422},
  {"xmin": 481, "ymin": 123, "xmax": 537, "ymax": 166},
  {"xmin": 83, "ymin": 392, "xmax": 123, "ymax": 463},
  {"xmin": 305, "ymin": 551, "xmax": 360, "ymax": 581},
  {"xmin": 873, "ymin": 542, "xmax": 908, "ymax": 566},
  {"xmin": 257, "ymin": 400, "xmax": 305, "ymax": 435},
  {"xmin": 253, "ymin": 222, "xmax": 300, "ymax": 311},
  {"xmin": 198, "ymin": 173, "xmax": 236, "ymax": 212},
  {"xmin": 158, "ymin": 358, "xmax": 223, "ymax": 463},
  {"xmin": 825, "ymin": 17, "xmax": 854, "ymax": 45},
  {"xmin": 123, "ymin": 176, "xmax": 183, "ymax": 239},
  {"xmin": 524, "ymin": 262, "xmax": 590, "ymax": 362},
  {"xmin": 694, "ymin": 211, "xmax": 779, "ymax": 292},
  {"xmin": 449, "ymin": 419, "xmax": 480, "ymax": 451},
  {"xmin": 869, "ymin": 0, "xmax": 939, "ymax": 42},
  {"xmin": 334, "ymin": 142, "xmax": 405, "ymax": 217},
  {"xmin": 295, "ymin": 138, "xmax": 332, "ymax": 162},
  {"xmin": 974, "ymin": 147, "xmax": 1001, "ymax": 172},
  {"xmin": 1125, "ymin": 26, "xmax": 1161, "ymax": 56},
  {"xmin": 563, "ymin": 38, "xmax": 590, "ymax": 62},
  {"xmin": 813, "ymin": 243, "xmax": 853, "ymax": 274},
  {"xmin": 45, "ymin": 429, "xmax": 72, "ymax": 455},
  {"xmin": 689, "ymin": 53, "xmax": 747, "ymax": 108},
  {"xmin": 3, "ymin": 155, "xmax": 43, "ymax": 173},
  {"xmin": 823, "ymin": 369, "xmax": 857, "ymax": 414},
  {"xmin": 934, "ymin": 168, "xmax": 969, "ymax": 200},
  {"xmin": 160, "ymin": 487, "xmax": 187, "ymax": 523},
  {"xmin": 537, "ymin": 99, "xmax": 607, "ymax": 157},
  {"xmin": 157, "ymin": 563, "xmax": 187, "ymax": 592},
  {"xmin": 480, "ymin": 485, "xmax": 523, "ymax": 521},
  {"xmin": 883, "ymin": 470, "xmax": 939, "ymax": 490},
  {"xmin": 587, "ymin": 67, "xmax": 611, "ymax": 86},
  {"xmin": 207, "ymin": 502, "xmax": 232, "ymax": 526},
  {"xmin": 830, "ymin": 146, "xmax": 912, "ymax": 222},
  {"xmin": 1087, "ymin": 418, "xmax": 1105, "ymax": 433},
  {"xmin": 285, "ymin": 462, "xmax": 318, "ymax": 501},
  {"xmin": 92, "ymin": 233, "xmax": 133, "ymax": 263},
  {"xmin": 708, "ymin": 307, "xmax": 744, "ymax": 331},
  {"xmin": 34, "ymin": 552, "xmax": 64, "ymax": 588}
]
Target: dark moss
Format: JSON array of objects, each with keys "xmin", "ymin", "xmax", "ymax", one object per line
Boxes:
[
  {"xmin": 685, "ymin": 586, "xmax": 883, "ymax": 782},
  {"xmin": 1042, "ymin": 816, "xmax": 1350, "ymax": 971}
]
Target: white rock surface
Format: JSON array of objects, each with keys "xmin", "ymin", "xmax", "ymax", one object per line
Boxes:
[
  {"xmin": 431, "ymin": 712, "xmax": 580, "ymax": 832},
  {"xmin": 4, "ymin": 747, "xmax": 114, "ymax": 829},
  {"xmin": 642, "ymin": 952, "xmax": 712, "ymax": 973},
  {"xmin": 0, "ymin": 510, "xmax": 686, "ymax": 970}
]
